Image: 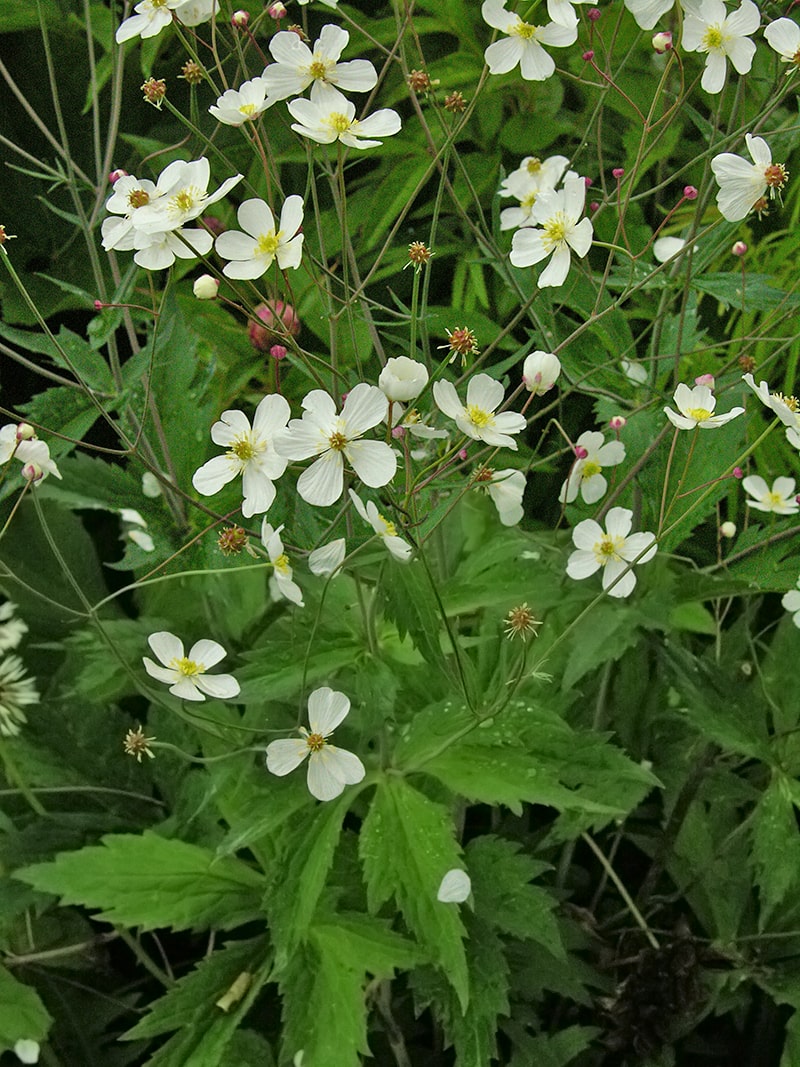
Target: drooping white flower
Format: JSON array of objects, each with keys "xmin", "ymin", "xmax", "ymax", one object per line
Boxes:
[
  {"xmin": 263, "ymin": 24, "xmax": 377, "ymax": 100},
  {"xmin": 742, "ymin": 475, "xmax": 799, "ymax": 515},
  {"xmin": 782, "ymin": 578, "xmax": 800, "ymax": 628},
  {"xmin": 277, "ymin": 383, "xmax": 397, "ymax": 507},
  {"xmin": 499, "ymin": 155, "xmax": 570, "ymax": 230},
  {"xmin": 115, "ymin": 0, "xmax": 186, "ymax": 43},
  {"xmin": 209, "ymin": 77, "xmax": 274, "ymax": 126},
  {"xmin": 433, "ymin": 374, "xmax": 526, "ymax": 449},
  {"xmin": 711, "ymin": 134, "xmax": 789, "ymax": 222},
  {"xmin": 437, "ymin": 869, "xmax": 472, "ymax": 903},
  {"xmin": 566, "ymin": 507, "xmax": 657, "ymax": 598},
  {"xmin": 215, "ymin": 196, "xmax": 304, "ymax": 279},
  {"xmin": 0, "ymin": 655, "xmax": 39, "ymax": 737},
  {"xmin": 192, "ymin": 395, "xmax": 290, "ymax": 517},
  {"xmin": 484, "ymin": 468, "xmax": 526, "ymax": 526},
  {"xmin": 559, "ymin": 430, "xmax": 625, "ymax": 505},
  {"xmin": 510, "ymin": 175, "xmax": 593, "ymax": 288},
  {"xmin": 265, "ymin": 686, "xmax": 365, "ymax": 801},
  {"xmin": 0, "ymin": 426, "xmax": 61, "ymax": 482},
  {"xmin": 120, "ymin": 509, "xmax": 155, "ymax": 552},
  {"xmin": 681, "ymin": 0, "xmax": 760, "ymax": 94},
  {"xmin": 142, "ymin": 631, "xmax": 240, "ymax": 702},
  {"xmin": 664, "ymin": 383, "xmax": 744, "ymax": 430},
  {"xmin": 288, "ymin": 82, "xmax": 401, "ymax": 149},
  {"xmin": 261, "ymin": 521, "xmax": 304, "ymax": 605},
  {"xmin": 308, "ymin": 538, "xmax": 346, "ymax": 578},
  {"xmin": 764, "ymin": 18, "xmax": 800, "ymax": 68},
  {"xmin": 131, "ymin": 158, "xmax": 243, "ymax": 235},
  {"xmin": 349, "ymin": 489, "xmax": 412, "ymax": 561},
  {"xmin": 481, "ymin": 0, "xmax": 577, "ymax": 80},
  {"xmin": 522, "ymin": 350, "xmax": 561, "ymax": 394},
  {"xmin": 378, "ymin": 356, "xmax": 429, "ymax": 403},
  {"xmin": 742, "ymin": 373, "xmax": 800, "ymax": 450},
  {"xmin": 624, "ymin": 0, "xmax": 675, "ymax": 31}
]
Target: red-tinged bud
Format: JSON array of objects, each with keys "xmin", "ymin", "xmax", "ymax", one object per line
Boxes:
[
  {"xmin": 609, "ymin": 415, "xmax": 626, "ymax": 431},
  {"xmin": 268, "ymin": 1, "xmax": 287, "ymax": 17},
  {"xmin": 391, "ymin": 424, "xmax": 406, "ymax": 439},
  {"xmin": 733, "ymin": 467, "xmax": 743, "ymax": 479},
  {"xmin": 94, "ymin": 300, "xmax": 105, "ymax": 310},
  {"xmin": 590, "ymin": 201, "xmax": 600, "ymax": 211},
  {"xmin": 21, "ymin": 462, "xmax": 43, "ymax": 483},
  {"xmin": 695, "ymin": 373, "xmax": 714, "ymax": 388},
  {"xmin": 584, "ymin": 176, "xmax": 593, "ymax": 188},
  {"xmin": 683, "ymin": 185, "xmax": 698, "ymax": 200},
  {"xmin": 249, "ymin": 301, "xmax": 301, "ymax": 351},
  {"xmin": 15, "ymin": 423, "xmax": 35, "ymax": 441},
  {"xmin": 270, "ymin": 344, "xmax": 288, "ymax": 361},
  {"xmin": 231, "ymin": 9, "xmax": 249, "ymax": 28},
  {"xmin": 458, "ymin": 448, "xmax": 468, "ymax": 461},
  {"xmin": 587, "ymin": 7, "xmax": 601, "ymax": 19},
  {"xmin": 652, "ymin": 30, "xmax": 673, "ymax": 52},
  {"xmin": 582, "ymin": 49, "xmax": 595, "ymax": 61},
  {"xmin": 612, "ymin": 167, "xmax": 625, "ymax": 179},
  {"xmin": 109, "ymin": 169, "xmax": 128, "ymax": 184},
  {"xmin": 575, "ymin": 445, "xmax": 589, "ymax": 459},
  {"xmin": 732, "ymin": 240, "xmax": 747, "ymax": 256}
]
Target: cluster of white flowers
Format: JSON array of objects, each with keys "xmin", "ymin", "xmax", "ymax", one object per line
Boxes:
[
  {"xmin": 0, "ymin": 423, "xmax": 61, "ymax": 486},
  {"xmin": 499, "ymin": 155, "xmax": 571, "ymax": 231},
  {"xmin": 116, "ymin": 0, "xmax": 217, "ymax": 43}
]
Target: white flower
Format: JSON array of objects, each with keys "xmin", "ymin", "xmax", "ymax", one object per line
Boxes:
[
  {"xmin": 308, "ymin": 538, "xmax": 346, "ymax": 578},
  {"xmin": 566, "ymin": 507, "xmax": 657, "ymax": 598},
  {"xmin": 209, "ymin": 77, "xmax": 274, "ymax": 126},
  {"xmin": 481, "ymin": 0, "xmax": 577, "ymax": 79},
  {"xmin": 142, "ymin": 472, "xmax": 162, "ymax": 497},
  {"xmin": 764, "ymin": 18, "xmax": 800, "ymax": 68},
  {"xmin": 297, "ymin": 0, "xmax": 338, "ymax": 6},
  {"xmin": 119, "ymin": 224, "xmax": 214, "ymax": 271},
  {"xmin": 378, "ymin": 357, "xmax": 429, "ymax": 402},
  {"xmin": 681, "ymin": 0, "xmax": 759, "ymax": 94},
  {"xmin": 116, "ymin": 0, "xmax": 185, "ymax": 43},
  {"xmin": 499, "ymin": 155, "xmax": 570, "ymax": 230},
  {"xmin": 0, "ymin": 602, "xmax": 27, "ymax": 653},
  {"xmin": 142, "ymin": 631, "xmax": 240, "ymax": 702},
  {"xmin": 653, "ymin": 236, "xmax": 687, "ymax": 262},
  {"xmin": 261, "ymin": 521, "xmax": 304, "ymax": 605},
  {"xmin": 624, "ymin": 0, "xmax": 675, "ymax": 30},
  {"xmin": 131, "ymin": 159, "xmax": 243, "ymax": 235},
  {"xmin": 711, "ymin": 134, "xmax": 789, "ymax": 222},
  {"xmin": 102, "ymin": 173, "xmax": 161, "ymax": 251},
  {"xmin": 13, "ymin": 1040, "xmax": 40, "ymax": 1065},
  {"xmin": 522, "ymin": 350, "xmax": 561, "ymax": 394},
  {"xmin": 277, "ymin": 383, "xmax": 397, "ymax": 507},
  {"xmin": 0, "ymin": 427, "xmax": 61, "ymax": 482},
  {"xmin": 265, "ymin": 686, "xmax": 365, "ymax": 801},
  {"xmin": 192, "ymin": 395, "xmax": 290, "ymax": 517},
  {"xmin": 742, "ymin": 373, "xmax": 800, "ymax": 449},
  {"xmin": 743, "ymin": 475, "xmax": 799, "ymax": 514},
  {"xmin": 437, "ymin": 869, "xmax": 471, "ymax": 903},
  {"xmin": 485, "ymin": 468, "xmax": 526, "ymax": 525},
  {"xmin": 215, "ymin": 196, "xmax": 304, "ymax": 279},
  {"xmin": 288, "ymin": 82, "xmax": 401, "ymax": 149},
  {"xmin": 263, "ymin": 24, "xmax": 377, "ymax": 100},
  {"xmin": 621, "ymin": 359, "xmax": 648, "ymax": 385},
  {"xmin": 433, "ymin": 374, "xmax": 526, "ymax": 449},
  {"xmin": 510, "ymin": 175, "xmax": 593, "ymax": 288},
  {"xmin": 349, "ymin": 489, "xmax": 412, "ymax": 561},
  {"xmin": 782, "ymin": 578, "xmax": 800, "ymax": 627},
  {"xmin": 664, "ymin": 383, "xmax": 744, "ymax": 429},
  {"xmin": 559, "ymin": 430, "xmax": 625, "ymax": 505},
  {"xmin": 174, "ymin": 0, "xmax": 217, "ymax": 25},
  {"xmin": 0, "ymin": 655, "xmax": 39, "ymax": 737}
]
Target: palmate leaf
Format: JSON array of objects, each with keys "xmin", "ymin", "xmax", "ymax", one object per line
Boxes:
[
  {"xmin": 15, "ymin": 832, "xmax": 265, "ymax": 932},
  {"xmin": 359, "ymin": 776, "xmax": 469, "ymax": 1009},
  {"xmin": 0, "ymin": 965, "xmax": 52, "ymax": 1056}
]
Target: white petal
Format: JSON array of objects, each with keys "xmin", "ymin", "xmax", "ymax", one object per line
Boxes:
[
  {"xmin": 437, "ymin": 869, "xmax": 471, "ymax": 903},
  {"xmin": 346, "ymin": 439, "xmax": 397, "ymax": 488},
  {"xmin": 195, "ymin": 673, "xmax": 241, "ymax": 699},
  {"xmin": 308, "ymin": 686, "xmax": 351, "ymax": 734},
  {"xmin": 297, "ymin": 452, "xmax": 344, "ymax": 507},
  {"xmin": 309, "ymin": 538, "xmax": 346, "ymax": 577},
  {"xmin": 266, "ymin": 738, "xmax": 309, "ymax": 776},
  {"xmin": 147, "ymin": 630, "xmax": 183, "ymax": 666},
  {"xmin": 188, "ymin": 639, "xmax": 227, "ymax": 668}
]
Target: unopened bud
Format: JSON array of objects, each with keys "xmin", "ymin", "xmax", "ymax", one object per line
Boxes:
[
  {"xmin": 612, "ymin": 167, "xmax": 625, "ymax": 179},
  {"xmin": 574, "ymin": 445, "xmax": 589, "ymax": 460},
  {"xmin": 732, "ymin": 240, "xmax": 747, "ymax": 257},
  {"xmin": 15, "ymin": 423, "xmax": 35, "ymax": 441},
  {"xmin": 582, "ymin": 50, "xmax": 595, "ymax": 61},
  {"xmin": 249, "ymin": 301, "xmax": 301, "ymax": 351},
  {"xmin": 391, "ymin": 424, "xmax": 406, "ymax": 439},
  {"xmin": 732, "ymin": 467, "xmax": 743, "ymax": 479},
  {"xmin": 231, "ymin": 9, "xmax": 249, "ymax": 27},
  {"xmin": 268, "ymin": 1, "xmax": 287, "ymax": 17},
  {"xmin": 609, "ymin": 415, "xmax": 626, "ymax": 431},
  {"xmin": 652, "ymin": 30, "xmax": 672, "ymax": 52},
  {"xmin": 720, "ymin": 521, "xmax": 736, "ymax": 538},
  {"xmin": 695, "ymin": 373, "xmax": 714, "ymax": 388},
  {"xmin": 683, "ymin": 185, "xmax": 698, "ymax": 200},
  {"xmin": 270, "ymin": 344, "xmax": 287, "ymax": 361},
  {"xmin": 590, "ymin": 201, "xmax": 600, "ymax": 211},
  {"xmin": 584, "ymin": 176, "xmax": 593, "ymax": 189},
  {"xmin": 458, "ymin": 448, "xmax": 468, "ymax": 461},
  {"xmin": 193, "ymin": 274, "xmax": 219, "ymax": 300},
  {"xmin": 587, "ymin": 7, "xmax": 601, "ymax": 19},
  {"xmin": 21, "ymin": 462, "xmax": 43, "ymax": 483},
  {"xmin": 109, "ymin": 168, "xmax": 128, "ymax": 184}
]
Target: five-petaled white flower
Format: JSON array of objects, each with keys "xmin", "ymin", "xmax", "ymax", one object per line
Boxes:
[
  {"xmin": 116, "ymin": 0, "xmax": 186, "ymax": 43},
  {"xmin": 681, "ymin": 0, "xmax": 759, "ymax": 94},
  {"xmin": 664, "ymin": 383, "xmax": 744, "ymax": 430},
  {"xmin": 192, "ymin": 395, "xmax": 290, "ymax": 517},
  {"xmin": 764, "ymin": 18, "xmax": 800, "ymax": 69},
  {"xmin": 265, "ymin": 686, "xmax": 365, "ymax": 801},
  {"xmin": 288, "ymin": 83, "xmax": 401, "ymax": 149},
  {"xmin": 782, "ymin": 577, "xmax": 800, "ymax": 628},
  {"xmin": 263, "ymin": 24, "xmax": 377, "ymax": 100},
  {"xmin": 481, "ymin": 0, "xmax": 577, "ymax": 79},
  {"xmin": 743, "ymin": 475, "xmax": 799, "ymax": 515},
  {"xmin": 131, "ymin": 158, "xmax": 243, "ymax": 235},
  {"xmin": 711, "ymin": 134, "xmax": 789, "ymax": 222},
  {"xmin": 261, "ymin": 521, "xmax": 304, "ymax": 605},
  {"xmin": 510, "ymin": 175, "xmax": 593, "ymax": 288},
  {"xmin": 742, "ymin": 373, "xmax": 800, "ymax": 449},
  {"xmin": 215, "ymin": 196, "xmax": 304, "ymax": 279},
  {"xmin": 559, "ymin": 430, "xmax": 625, "ymax": 505},
  {"xmin": 437, "ymin": 869, "xmax": 472, "ymax": 903},
  {"xmin": 209, "ymin": 77, "xmax": 274, "ymax": 126},
  {"xmin": 277, "ymin": 383, "xmax": 397, "ymax": 507},
  {"xmin": 433, "ymin": 374, "xmax": 526, "ymax": 449},
  {"xmin": 143, "ymin": 631, "xmax": 240, "ymax": 702},
  {"xmin": 0, "ymin": 425, "xmax": 62, "ymax": 483},
  {"xmin": 566, "ymin": 507, "xmax": 658, "ymax": 598},
  {"xmin": 349, "ymin": 489, "xmax": 413, "ymax": 561}
]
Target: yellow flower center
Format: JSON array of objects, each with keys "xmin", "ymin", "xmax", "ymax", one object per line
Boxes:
[
  {"xmin": 306, "ymin": 732, "xmax": 326, "ymax": 752},
  {"xmin": 687, "ymin": 407, "xmax": 712, "ymax": 422},
  {"xmin": 170, "ymin": 187, "xmax": 202, "ymax": 215},
  {"xmin": 594, "ymin": 534, "xmax": 624, "ymax": 565},
  {"xmin": 328, "ymin": 430, "xmax": 348, "ymax": 451},
  {"xmin": 239, "ymin": 103, "xmax": 257, "ymax": 117},
  {"xmin": 229, "ymin": 434, "xmax": 264, "ymax": 463},
  {"xmin": 701, "ymin": 25, "xmax": 725, "ymax": 51},
  {"xmin": 378, "ymin": 515, "xmax": 397, "ymax": 537},
  {"xmin": 526, "ymin": 158, "xmax": 542, "ymax": 174},
  {"xmin": 274, "ymin": 552, "xmax": 290, "ymax": 576},
  {"xmin": 152, "ymin": 0, "xmax": 168, "ymax": 7},
  {"xmin": 256, "ymin": 231, "xmax": 281, "ymax": 257},
  {"xmin": 128, "ymin": 189, "xmax": 150, "ymax": 209},
  {"xmin": 542, "ymin": 213, "xmax": 568, "ymax": 249},
  {"xmin": 512, "ymin": 20, "xmax": 538, "ymax": 40},
  {"xmin": 171, "ymin": 656, "xmax": 202, "ymax": 676},
  {"xmin": 765, "ymin": 491, "xmax": 784, "ymax": 508},
  {"xmin": 775, "ymin": 392, "xmax": 799, "ymax": 412},
  {"xmin": 467, "ymin": 404, "xmax": 494, "ymax": 428},
  {"xmin": 521, "ymin": 191, "xmax": 538, "ymax": 210},
  {"xmin": 764, "ymin": 163, "xmax": 788, "ymax": 191},
  {"xmin": 327, "ymin": 112, "xmax": 352, "ymax": 134},
  {"xmin": 581, "ymin": 460, "xmax": 601, "ymax": 480},
  {"xmin": 309, "ymin": 58, "xmax": 330, "ymax": 80}
]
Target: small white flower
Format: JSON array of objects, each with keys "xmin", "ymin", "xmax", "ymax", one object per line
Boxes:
[
  {"xmin": 510, "ymin": 175, "xmax": 593, "ymax": 288},
  {"xmin": 378, "ymin": 356, "xmax": 429, "ymax": 403},
  {"xmin": 132, "ymin": 158, "xmax": 243, "ymax": 235},
  {"xmin": 522, "ymin": 350, "xmax": 561, "ymax": 394},
  {"xmin": 142, "ymin": 631, "xmax": 240, "ymax": 702},
  {"xmin": 209, "ymin": 77, "xmax": 274, "ymax": 126},
  {"xmin": 349, "ymin": 489, "xmax": 413, "ymax": 561},
  {"xmin": 265, "ymin": 686, "xmax": 365, "ymax": 801},
  {"xmin": 437, "ymin": 869, "xmax": 471, "ymax": 903},
  {"xmin": 566, "ymin": 507, "xmax": 657, "ymax": 598},
  {"xmin": 0, "ymin": 427, "xmax": 61, "ymax": 483},
  {"xmin": 261, "ymin": 521, "xmax": 304, "ymax": 605},
  {"xmin": 764, "ymin": 18, "xmax": 800, "ymax": 68},
  {"xmin": 742, "ymin": 475, "xmax": 799, "ymax": 515},
  {"xmin": 485, "ymin": 468, "xmax": 526, "ymax": 526},
  {"xmin": 481, "ymin": 0, "xmax": 577, "ymax": 80},
  {"xmin": 215, "ymin": 196, "xmax": 304, "ymax": 279},
  {"xmin": 288, "ymin": 82, "xmax": 401, "ymax": 150},
  {"xmin": 116, "ymin": 0, "xmax": 185, "ymax": 43},
  {"xmin": 433, "ymin": 374, "xmax": 526, "ymax": 449},
  {"xmin": 681, "ymin": 0, "xmax": 759, "ymax": 94},
  {"xmin": 192, "ymin": 395, "xmax": 290, "ymax": 517},
  {"xmin": 0, "ymin": 655, "xmax": 39, "ymax": 737},
  {"xmin": 308, "ymin": 538, "xmax": 346, "ymax": 578},
  {"xmin": 742, "ymin": 374, "xmax": 800, "ymax": 451},
  {"xmin": 782, "ymin": 578, "xmax": 800, "ymax": 627},
  {"xmin": 664, "ymin": 383, "xmax": 744, "ymax": 429},
  {"xmin": 263, "ymin": 24, "xmax": 377, "ymax": 100},
  {"xmin": 277, "ymin": 383, "xmax": 397, "ymax": 507},
  {"xmin": 13, "ymin": 1040, "xmax": 40, "ymax": 1065},
  {"xmin": 711, "ymin": 134, "xmax": 789, "ymax": 222},
  {"xmin": 559, "ymin": 430, "xmax": 625, "ymax": 505},
  {"xmin": 499, "ymin": 155, "xmax": 570, "ymax": 230}
]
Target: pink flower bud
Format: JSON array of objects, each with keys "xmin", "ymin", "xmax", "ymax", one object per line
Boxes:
[
  {"xmin": 652, "ymin": 30, "xmax": 672, "ymax": 52},
  {"xmin": 590, "ymin": 201, "xmax": 600, "ymax": 211},
  {"xmin": 458, "ymin": 448, "xmax": 468, "ymax": 461},
  {"xmin": 587, "ymin": 7, "xmax": 601, "ymax": 19},
  {"xmin": 231, "ymin": 9, "xmax": 249, "ymax": 27},
  {"xmin": 94, "ymin": 300, "xmax": 105, "ymax": 311},
  {"xmin": 248, "ymin": 301, "xmax": 301, "ymax": 351},
  {"xmin": 732, "ymin": 240, "xmax": 747, "ymax": 257},
  {"xmin": 582, "ymin": 50, "xmax": 595, "ymax": 61},
  {"xmin": 584, "ymin": 176, "xmax": 593, "ymax": 188},
  {"xmin": 108, "ymin": 169, "xmax": 128, "ymax": 184},
  {"xmin": 683, "ymin": 185, "xmax": 698, "ymax": 200},
  {"xmin": 612, "ymin": 167, "xmax": 625, "ymax": 180},
  {"xmin": 733, "ymin": 467, "xmax": 743, "ymax": 479},
  {"xmin": 574, "ymin": 445, "xmax": 589, "ymax": 459},
  {"xmin": 609, "ymin": 415, "xmax": 626, "ymax": 430},
  {"xmin": 270, "ymin": 344, "xmax": 288, "ymax": 361},
  {"xmin": 268, "ymin": 1, "xmax": 287, "ymax": 16},
  {"xmin": 15, "ymin": 423, "xmax": 35, "ymax": 441},
  {"xmin": 21, "ymin": 462, "xmax": 43, "ymax": 483},
  {"xmin": 694, "ymin": 374, "xmax": 715, "ymax": 388},
  {"xmin": 391, "ymin": 425, "xmax": 406, "ymax": 439}
]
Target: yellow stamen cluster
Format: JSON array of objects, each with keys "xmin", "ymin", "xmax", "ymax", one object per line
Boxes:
[
  {"xmin": 328, "ymin": 431, "xmax": 348, "ymax": 451},
  {"xmin": 687, "ymin": 407, "xmax": 712, "ymax": 421},
  {"xmin": 327, "ymin": 112, "xmax": 352, "ymax": 134},
  {"xmin": 512, "ymin": 21, "xmax": 538, "ymax": 40},
  {"xmin": 542, "ymin": 214, "xmax": 568, "ymax": 248},
  {"xmin": 305, "ymin": 731, "xmax": 326, "ymax": 752},
  {"xmin": 408, "ymin": 69, "xmax": 432, "ymax": 93},
  {"xmin": 467, "ymin": 404, "xmax": 493, "ymax": 428},
  {"xmin": 218, "ymin": 526, "xmax": 248, "ymax": 556},
  {"xmin": 764, "ymin": 163, "xmax": 789, "ymax": 192},
  {"xmin": 128, "ymin": 188, "xmax": 151, "ymax": 209},
  {"xmin": 444, "ymin": 91, "xmax": 466, "ymax": 113},
  {"xmin": 172, "ymin": 656, "xmax": 202, "ymax": 677},
  {"xmin": 256, "ymin": 232, "xmax": 281, "ymax": 256},
  {"xmin": 701, "ymin": 25, "xmax": 724, "ymax": 50}
]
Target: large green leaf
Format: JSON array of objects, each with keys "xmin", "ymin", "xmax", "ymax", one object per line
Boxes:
[{"xmin": 0, "ymin": 965, "xmax": 52, "ymax": 1056}]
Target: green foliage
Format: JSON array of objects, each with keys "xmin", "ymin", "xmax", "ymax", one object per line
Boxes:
[{"xmin": 0, "ymin": 965, "xmax": 52, "ymax": 1056}]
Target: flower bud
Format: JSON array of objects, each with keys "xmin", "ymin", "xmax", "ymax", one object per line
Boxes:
[
  {"xmin": 609, "ymin": 415, "xmax": 626, "ymax": 431},
  {"xmin": 231, "ymin": 9, "xmax": 249, "ymax": 28},
  {"xmin": 587, "ymin": 7, "xmax": 601, "ymax": 19},
  {"xmin": 732, "ymin": 240, "xmax": 747, "ymax": 257},
  {"xmin": 732, "ymin": 467, "xmax": 743, "ymax": 479},
  {"xmin": 21, "ymin": 462, "xmax": 43, "ymax": 483},
  {"xmin": 720, "ymin": 521, "xmax": 736, "ymax": 538},
  {"xmin": 268, "ymin": 1, "xmax": 287, "ymax": 16},
  {"xmin": 694, "ymin": 373, "xmax": 714, "ymax": 388},
  {"xmin": 590, "ymin": 201, "xmax": 600, "ymax": 212},
  {"xmin": 109, "ymin": 168, "xmax": 128, "ymax": 184},
  {"xmin": 458, "ymin": 448, "xmax": 468, "ymax": 461},
  {"xmin": 193, "ymin": 274, "xmax": 219, "ymax": 300},
  {"xmin": 379, "ymin": 356, "xmax": 429, "ymax": 402},
  {"xmin": 522, "ymin": 350, "xmax": 561, "ymax": 395},
  {"xmin": 582, "ymin": 50, "xmax": 594, "ymax": 61},
  {"xmin": 270, "ymin": 344, "xmax": 288, "ymax": 361},
  {"xmin": 249, "ymin": 301, "xmax": 301, "ymax": 351},
  {"xmin": 15, "ymin": 423, "xmax": 36, "ymax": 441},
  {"xmin": 652, "ymin": 31, "xmax": 672, "ymax": 52},
  {"xmin": 612, "ymin": 167, "xmax": 625, "ymax": 179},
  {"xmin": 574, "ymin": 445, "xmax": 589, "ymax": 460},
  {"xmin": 142, "ymin": 472, "xmax": 162, "ymax": 498},
  {"xmin": 683, "ymin": 185, "xmax": 698, "ymax": 200}
]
